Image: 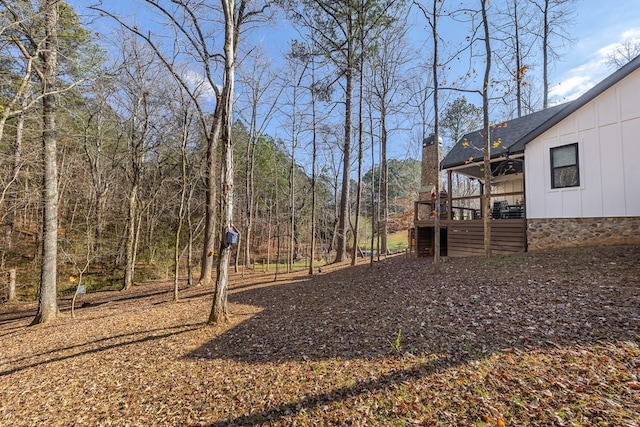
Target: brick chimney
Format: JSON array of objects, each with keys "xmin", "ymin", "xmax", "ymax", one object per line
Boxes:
[{"xmin": 419, "ymin": 134, "xmax": 443, "ymax": 201}]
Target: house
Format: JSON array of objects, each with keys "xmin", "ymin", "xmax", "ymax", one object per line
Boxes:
[{"xmin": 413, "ymin": 54, "xmax": 640, "ymax": 256}]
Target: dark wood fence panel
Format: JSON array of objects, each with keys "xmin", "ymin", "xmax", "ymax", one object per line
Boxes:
[
  {"xmin": 446, "ymin": 221, "xmax": 484, "ymax": 257},
  {"xmin": 442, "ymin": 219, "xmax": 526, "ymax": 257}
]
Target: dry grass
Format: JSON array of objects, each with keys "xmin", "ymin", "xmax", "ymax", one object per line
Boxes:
[{"xmin": 1, "ymin": 245, "xmax": 639, "ymax": 426}]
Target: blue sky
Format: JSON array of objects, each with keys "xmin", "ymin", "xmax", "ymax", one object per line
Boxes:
[
  {"xmin": 74, "ymin": 0, "xmax": 640, "ymax": 104},
  {"xmin": 71, "ymin": 0, "xmax": 640, "ymax": 162},
  {"xmin": 547, "ymin": 0, "xmax": 640, "ymax": 102}
]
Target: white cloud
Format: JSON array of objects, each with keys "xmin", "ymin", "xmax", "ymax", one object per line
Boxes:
[
  {"xmin": 549, "ymin": 58, "xmax": 608, "ymax": 103},
  {"xmin": 549, "ymin": 29, "xmax": 640, "ymax": 104},
  {"xmin": 620, "ymin": 28, "xmax": 640, "ymax": 40},
  {"xmin": 182, "ymin": 68, "xmax": 220, "ymax": 101},
  {"xmin": 549, "ymin": 75, "xmax": 594, "ymax": 101},
  {"xmin": 595, "ymin": 28, "xmax": 640, "ymax": 59}
]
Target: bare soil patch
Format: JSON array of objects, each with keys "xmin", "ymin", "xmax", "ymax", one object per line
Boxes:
[{"xmin": 1, "ymin": 245, "xmax": 639, "ymax": 426}]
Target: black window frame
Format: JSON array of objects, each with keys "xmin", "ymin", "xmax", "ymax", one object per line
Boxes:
[{"xmin": 550, "ymin": 142, "xmax": 580, "ymax": 189}]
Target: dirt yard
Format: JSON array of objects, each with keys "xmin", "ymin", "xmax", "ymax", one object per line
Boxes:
[{"xmin": 1, "ymin": 245, "xmax": 639, "ymax": 426}]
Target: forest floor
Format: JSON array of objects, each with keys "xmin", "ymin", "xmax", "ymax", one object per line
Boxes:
[{"xmin": 1, "ymin": 245, "xmax": 639, "ymax": 426}]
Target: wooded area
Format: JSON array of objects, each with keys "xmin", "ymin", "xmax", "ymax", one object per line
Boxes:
[{"xmin": 1, "ymin": 0, "xmax": 638, "ymax": 324}]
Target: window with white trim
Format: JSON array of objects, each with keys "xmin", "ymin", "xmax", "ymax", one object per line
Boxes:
[{"xmin": 550, "ymin": 143, "xmax": 579, "ymax": 189}]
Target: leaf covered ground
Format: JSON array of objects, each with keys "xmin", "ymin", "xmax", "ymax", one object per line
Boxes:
[{"xmin": 1, "ymin": 245, "xmax": 639, "ymax": 426}]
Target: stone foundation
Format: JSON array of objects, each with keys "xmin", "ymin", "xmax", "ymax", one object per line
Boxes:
[{"xmin": 527, "ymin": 217, "xmax": 640, "ymax": 251}]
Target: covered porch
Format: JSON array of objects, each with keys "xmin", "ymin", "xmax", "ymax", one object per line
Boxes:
[
  {"xmin": 411, "ymin": 155, "xmax": 527, "ymax": 257},
  {"xmin": 411, "ymin": 218, "xmax": 527, "ymax": 257}
]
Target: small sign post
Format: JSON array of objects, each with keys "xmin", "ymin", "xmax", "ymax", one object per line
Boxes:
[{"xmin": 71, "ymin": 283, "xmax": 85, "ymax": 319}]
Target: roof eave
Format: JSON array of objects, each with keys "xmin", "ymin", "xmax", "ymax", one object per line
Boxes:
[{"xmin": 442, "ymin": 146, "xmax": 524, "ymax": 171}]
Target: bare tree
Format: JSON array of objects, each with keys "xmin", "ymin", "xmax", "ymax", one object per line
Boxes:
[
  {"xmin": 424, "ymin": 0, "xmax": 493, "ymax": 259},
  {"xmin": 308, "ymin": 57, "xmax": 319, "ymax": 274},
  {"xmin": 494, "ymin": 0, "xmax": 538, "ymax": 117},
  {"xmin": 91, "ymin": 2, "xmax": 224, "ymax": 287},
  {"xmin": 440, "ymin": 97, "xmax": 482, "ymax": 208},
  {"xmin": 279, "ymin": 51, "xmax": 307, "ymax": 272},
  {"xmin": 173, "ymin": 91, "xmax": 194, "ymax": 301},
  {"xmin": 480, "ymin": 0, "xmax": 493, "ymax": 259},
  {"xmin": 2, "ymin": 3, "xmax": 94, "ymax": 275},
  {"xmin": 369, "ymin": 15, "xmax": 411, "ymax": 256},
  {"xmin": 287, "ymin": 1, "xmax": 357, "ymax": 264},
  {"xmin": 109, "ymin": 36, "xmax": 160, "ymax": 291},
  {"xmin": 32, "ymin": 0, "xmax": 59, "ymax": 324},
  {"xmin": 209, "ymin": 0, "xmax": 266, "ymax": 324},
  {"xmin": 78, "ymin": 76, "xmax": 124, "ymax": 260},
  {"xmin": 2, "ymin": 96, "xmax": 27, "ymax": 251},
  {"xmin": 1, "ymin": 3, "xmax": 53, "ymax": 254},
  {"xmin": 283, "ymin": 39, "xmax": 332, "ymax": 274},
  {"xmin": 236, "ymin": 47, "xmax": 282, "ymax": 271},
  {"xmin": 93, "ymin": 1, "xmax": 268, "ymax": 301},
  {"xmin": 606, "ymin": 38, "xmax": 640, "ymax": 69},
  {"xmin": 529, "ymin": 0, "xmax": 575, "ymax": 108},
  {"xmin": 0, "ymin": 4, "xmax": 41, "ymax": 145},
  {"xmin": 305, "ymin": 45, "xmax": 332, "ymax": 274},
  {"xmin": 430, "ymin": 0, "xmax": 443, "ymax": 271},
  {"xmin": 282, "ymin": 0, "xmax": 398, "ymax": 263}
]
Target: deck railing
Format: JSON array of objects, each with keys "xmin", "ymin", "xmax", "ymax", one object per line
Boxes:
[{"xmin": 414, "ymin": 191, "xmax": 525, "ymax": 222}]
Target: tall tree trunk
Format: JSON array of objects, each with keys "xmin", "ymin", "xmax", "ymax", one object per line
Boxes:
[
  {"xmin": 4, "ymin": 102, "xmax": 25, "ymax": 251},
  {"xmin": 81, "ymin": 116, "xmax": 108, "ymax": 257},
  {"xmin": 432, "ymin": 0, "xmax": 442, "ymax": 273},
  {"xmin": 234, "ymin": 232, "xmax": 241, "ymax": 273},
  {"xmin": 273, "ymin": 182, "xmax": 281, "ymax": 280},
  {"xmin": 289, "ymin": 144, "xmax": 295, "ymax": 273},
  {"xmin": 8, "ymin": 269, "xmax": 16, "ymax": 301},
  {"xmin": 542, "ymin": 0, "xmax": 549, "ymax": 109},
  {"xmin": 267, "ymin": 199, "xmax": 272, "ymax": 273},
  {"xmin": 174, "ymin": 109, "xmax": 190, "ymax": 301},
  {"xmin": 481, "ymin": 0, "xmax": 493, "ymax": 259},
  {"xmin": 199, "ymin": 106, "xmax": 222, "ymax": 286},
  {"xmin": 209, "ymin": 0, "xmax": 238, "ymax": 324},
  {"xmin": 186, "ymin": 186, "xmax": 195, "ymax": 286},
  {"xmin": 514, "ymin": 0, "xmax": 523, "ymax": 117},
  {"xmin": 244, "ymin": 128, "xmax": 256, "ymax": 269},
  {"xmin": 123, "ymin": 183, "xmax": 138, "ymax": 290},
  {"xmin": 123, "ymin": 139, "xmax": 144, "ymax": 290},
  {"xmin": 351, "ymin": 13, "xmax": 366, "ymax": 266},
  {"xmin": 308, "ymin": 61, "xmax": 318, "ymax": 275},
  {"xmin": 288, "ymin": 78, "xmax": 298, "ymax": 273},
  {"xmin": 335, "ymin": 58, "xmax": 353, "ymax": 263},
  {"xmin": 370, "ymin": 110, "xmax": 376, "ymax": 266},
  {"xmin": 123, "ymin": 84, "xmax": 148, "ymax": 291},
  {"xmin": 380, "ymin": 103, "xmax": 389, "ymax": 255},
  {"xmin": 31, "ymin": 0, "xmax": 59, "ymax": 325}
]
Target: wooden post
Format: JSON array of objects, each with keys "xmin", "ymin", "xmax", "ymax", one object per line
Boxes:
[
  {"xmin": 8, "ymin": 268, "xmax": 16, "ymax": 301},
  {"xmin": 448, "ymin": 170, "xmax": 453, "ymax": 219}
]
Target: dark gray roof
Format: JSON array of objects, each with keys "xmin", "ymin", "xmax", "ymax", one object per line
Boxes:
[
  {"xmin": 441, "ymin": 53, "xmax": 640, "ymax": 170},
  {"xmin": 441, "ymin": 103, "xmax": 568, "ymax": 169}
]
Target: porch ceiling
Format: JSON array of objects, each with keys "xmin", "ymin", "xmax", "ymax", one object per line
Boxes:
[{"xmin": 446, "ymin": 154, "xmax": 524, "ymax": 181}]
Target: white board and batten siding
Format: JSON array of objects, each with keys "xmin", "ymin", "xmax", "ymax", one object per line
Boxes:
[{"xmin": 525, "ymin": 66, "xmax": 640, "ymax": 220}]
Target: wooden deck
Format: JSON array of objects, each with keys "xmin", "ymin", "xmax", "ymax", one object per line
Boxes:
[{"xmin": 413, "ymin": 219, "xmax": 527, "ymax": 257}]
